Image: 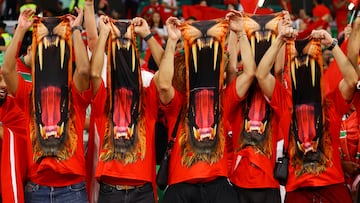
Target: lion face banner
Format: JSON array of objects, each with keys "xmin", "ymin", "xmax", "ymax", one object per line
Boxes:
[
  {"xmin": 235, "ymin": 13, "xmax": 283, "ymax": 157},
  {"xmin": 178, "ymin": 19, "xmax": 228, "ymax": 167},
  {"xmin": 99, "ymin": 19, "xmax": 145, "ymax": 164},
  {"xmin": 30, "ymin": 16, "xmax": 74, "ymax": 162},
  {"xmin": 286, "ymin": 38, "xmax": 331, "ymax": 177},
  {"xmin": 243, "ymin": 12, "xmax": 283, "ymax": 65}
]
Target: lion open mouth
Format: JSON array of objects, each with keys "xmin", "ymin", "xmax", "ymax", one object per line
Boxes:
[{"xmin": 31, "ymin": 16, "xmax": 74, "ymax": 161}]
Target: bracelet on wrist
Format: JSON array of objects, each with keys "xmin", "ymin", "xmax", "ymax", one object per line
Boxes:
[
  {"xmin": 144, "ymin": 32, "xmax": 154, "ymax": 42},
  {"xmin": 327, "ymin": 38, "xmax": 338, "ymax": 51},
  {"xmin": 72, "ymin": 26, "xmax": 83, "ymax": 32}
]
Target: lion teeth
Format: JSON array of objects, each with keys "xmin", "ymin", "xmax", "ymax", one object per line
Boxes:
[
  {"xmin": 128, "ymin": 124, "xmax": 134, "ymax": 137},
  {"xmin": 117, "ymin": 40, "xmax": 121, "ymax": 50},
  {"xmin": 60, "ymin": 39, "xmax": 65, "ymax": 69},
  {"xmin": 212, "ymin": 124, "xmax": 217, "ymax": 139},
  {"xmin": 314, "ymin": 138, "xmax": 319, "ymax": 150},
  {"xmin": 197, "ymin": 39, "xmax": 202, "ymax": 51},
  {"xmin": 55, "ymin": 37, "xmax": 59, "ymax": 47},
  {"xmin": 311, "ymin": 58, "xmax": 315, "ymax": 87},
  {"xmin": 245, "ymin": 119, "xmax": 250, "ymax": 132},
  {"xmin": 260, "ymin": 121, "xmax": 267, "ymax": 134},
  {"xmin": 295, "ymin": 58, "xmax": 299, "ymax": 69},
  {"xmin": 193, "ymin": 127, "xmax": 200, "ymax": 141},
  {"xmin": 39, "ymin": 124, "xmax": 45, "ymax": 139},
  {"xmin": 44, "ymin": 38, "xmax": 49, "ymax": 49},
  {"xmin": 58, "ymin": 122, "xmax": 64, "ymax": 137},
  {"xmin": 297, "ymin": 141, "xmax": 304, "ymax": 152},
  {"xmin": 192, "ymin": 44, "xmax": 197, "ymax": 73},
  {"xmin": 255, "ymin": 32, "xmax": 260, "ymax": 43},
  {"xmin": 209, "ymin": 38, "xmax": 213, "ymax": 48},
  {"xmin": 250, "ymin": 36, "xmax": 255, "ymax": 57},
  {"xmin": 38, "ymin": 41, "xmax": 43, "ymax": 71},
  {"xmin": 127, "ymin": 41, "xmax": 131, "ymax": 51},
  {"xmin": 291, "ymin": 61, "xmax": 296, "ymax": 89},
  {"xmin": 266, "ymin": 32, "xmax": 271, "ymax": 42},
  {"xmin": 305, "ymin": 55, "xmax": 309, "ymax": 67},
  {"xmin": 213, "ymin": 41, "xmax": 218, "ymax": 71},
  {"xmin": 132, "ymin": 46, "xmax": 135, "ymax": 72},
  {"xmin": 112, "ymin": 41, "xmax": 116, "ymax": 70}
]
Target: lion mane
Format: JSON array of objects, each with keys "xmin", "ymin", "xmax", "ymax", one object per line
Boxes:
[{"xmin": 179, "ymin": 110, "xmax": 225, "ymax": 168}]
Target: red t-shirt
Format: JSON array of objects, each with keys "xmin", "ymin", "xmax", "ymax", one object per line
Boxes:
[
  {"xmin": 333, "ymin": 0, "xmax": 348, "ymax": 34},
  {"xmin": 161, "ymin": 89, "xmax": 229, "ymax": 185},
  {"xmin": 0, "ymin": 96, "xmax": 27, "ymax": 203},
  {"xmin": 15, "ymin": 75, "xmax": 92, "ymax": 187},
  {"xmin": 275, "ymin": 86, "xmax": 349, "ymax": 192},
  {"xmin": 92, "ymin": 80, "xmax": 158, "ymax": 185},
  {"xmin": 226, "ymin": 79, "xmax": 290, "ymax": 188}
]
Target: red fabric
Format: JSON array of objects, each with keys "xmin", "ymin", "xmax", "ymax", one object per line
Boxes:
[
  {"xmin": 224, "ymin": 0, "xmax": 238, "ymax": 6},
  {"xmin": 297, "ymin": 19, "xmax": 328, "ymax": 39},
  {"xmin": 285, "ymin": 183, "xmax": 352, "ymax": 203},
  {"xmin": 312, "ymin": 4, "xmax": 331, "ymax": 20},
  {"xmin": 240, "ymin": 0, "xmax": 258, "ymax": 13},
  {"xmin": 255, "ymin": 8, "xmax": 274, "ymax": 14},
  {"xmin": 140, "ymin": 3, "xmax": 166, "ymax": 22},
  {"xmin": 15, "ymin": 75, "xmax": 92, "ymax": 187},
  {"xmin": 181, "ymin": 5, "xmax": 228, "ymax": 20},
  {"xmin": 225, "ymin": 80, "xmax": 290, "ymax": 188},
  {"xmin": 90, "ymin": 80, "xmax": 158, "ymax": 184},
  {"xmin": 281, "ymin": 87, "xmax": 350, "ymax": 192},
  {"xmin": 333, "ymin": 0, "xmax": 349, "ymax": 34},
  {"xmin": 16, "ymin": 57, "xmax": 31, "ymax": 75},
  {"xmin": 160, "ymin": 89, "xmax": 229, "ymax": 185},
  {"xmin": 0, "ymin": 96, "xmax": 27, "ymax": 203}
]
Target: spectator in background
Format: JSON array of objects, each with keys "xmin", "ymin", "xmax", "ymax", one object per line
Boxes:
[
  {"xmin": 149, "ymin": 11, "xmax": 167, "ymax": 46},
  {"xmin": 124, "ymin": 0, "xmax": 140, "ymax": 18},
  {"xmin": 224, "ymin": 0, "xmax": 238, "ymax": 10},
  {"xmin": 140, "ymin": 0, "xmax": 165, "ymax": 23},
  {"xmin": 199, "ymin": 0, "xmax": 208, "ymax": 6},
  {"xmin": 280, "ymin": 0, "xmax": 292, "ymax": 13},
  {"xmin": 299, "ymin": 8, "xmax": 312, "ymax": 25},
  {"xmin": 142, "ymin": 11, "xmax": 167, "ymax": 71},
  {"xmin": 4, "ymin": 0, "xmax": 18, "ymax": 20},
  {"xmin": 0, "ymin": 21, "xmax": 12, "ymax": 67},
  {"xmin": 162, "ymin": 0, "xmax": 178, "ymax": 20},
  {"xmin": 333, "ymin": 0, "xmax": 349, "ymax": 36},
  {"xmin": 98, "ymin": 0, "xmax": 110, "ymax": 15},
  {"xmin": 20, "ymin": 0, "xmax": 38, "ymax": 14},
  {"xmin": 312, "ymin": 0, "xmax": 332, "ymax": 24},
  {"xmin": 16, "ymin": 30, "xmax": 32, "ymax": 83}
]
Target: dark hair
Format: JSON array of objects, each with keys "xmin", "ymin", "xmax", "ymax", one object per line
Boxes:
[
  {"xmin": 0, "ymin": 21, "xmax": 6, "ymax": 30},
  {"xmin": 18, "ymin": 31, "xmax": 33, "ymax": 57},
  {"xmin": 149, "ymin": 11, "xmax": 164, "ymax": 28}
]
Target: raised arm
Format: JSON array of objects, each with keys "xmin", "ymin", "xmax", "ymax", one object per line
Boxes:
[
  {"xmin": 90, "ymin": 15, "xmax": 111, "ymax": 95},
  {"xmin": 2, "ymin": 9, "xmax": 34, "ymax": 95},
  {"xmin": 226, "ymin": 10, "xmax": 256, "ymax": 98},
  {"xmin": 133, "ymin": 17, "xmax": 164, "ymax": 67},
  {"xmin": 68, "ymin": 8, "xmax": 91, "ymax": 92},
  {"xmin": 274, "ymin": 11, "xmax": 291, "ymax": 78},
  {"xmin": 347, "ymin": 15, "xmax": 360, "ymax": 75},
  {"xmin": 311, "ymin": 29, "xmax": 358, "ymax": 101},
  {"xmin": 153, "ymin": 17, "xmax": 181, "ymax": 105},
  {"xmin": 84, "ymin": 0, "xmax": 98, "ymax": 52},
  {"xmin": 256, "ymin": 19, "xmax": 297, "ymax": 99}
]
